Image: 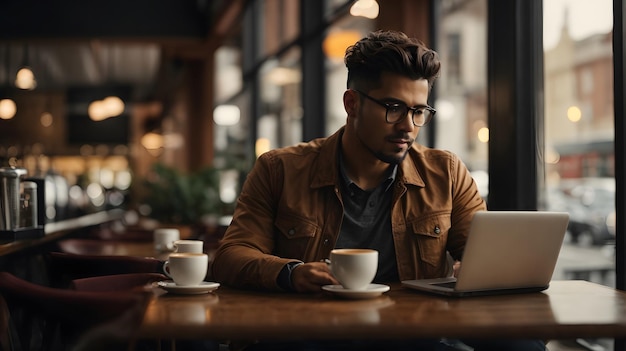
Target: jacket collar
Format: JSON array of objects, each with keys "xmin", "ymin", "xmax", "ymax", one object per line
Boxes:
[
  {"xmin": 310, "ymin": 126, "xmax": 426, "ymax": 189},
  {"xmin": 399, "ymin": 145, "xmax": 426, "ymax": 188},
  {"xmin": 310, "ymin": 128, "xmax": 343, "ymax": 189}
]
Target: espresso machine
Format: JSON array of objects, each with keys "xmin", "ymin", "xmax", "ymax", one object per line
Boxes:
[{"xmin": 0, "ymin": 167, "xmax": 45, "ymax": 241}]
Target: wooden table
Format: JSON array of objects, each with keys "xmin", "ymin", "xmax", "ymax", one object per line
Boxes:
[
  {"xmin": 138, "ymin": 280, "xmax": 626, "ymax": 341},
  {"xmin": 57, "ymin": 238, "xmax": 218, "ymax": 263},
  {"xmin": 0, "ymin": 210, "xmax": 125, "ymax": 256},
  {"xmin": 58, "ymin": 238, "xmax": 171, "ymax": 261}
]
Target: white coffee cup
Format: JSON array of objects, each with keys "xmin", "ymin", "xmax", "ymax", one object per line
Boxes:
[
  {"xmin": 163, "ymin": 252, "xmax": 208, "ymax": 286},
  {"xmin": 330, "ymin": 248, "xmax": 378, "ymax": 290},
  {"xmin": 173, "ymin": 239, "xmax": 204, "ymax": 254},
  {"xmin": 154, "ymin": 228, "xmax": 180, "ymax": 252}
]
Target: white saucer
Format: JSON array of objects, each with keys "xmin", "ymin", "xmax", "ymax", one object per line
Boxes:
[
  {"xmin": 322, "ymin": 284, "xmax": 390, "ymax": 299},
  {"xmin": 157, "ymin": 280, "xmax": 220, "ymax": 295}
]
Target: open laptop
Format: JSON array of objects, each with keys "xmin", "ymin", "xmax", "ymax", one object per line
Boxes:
[{"xmin": 401, "ymin": 211, "xmax": 570, "ymax": 297}]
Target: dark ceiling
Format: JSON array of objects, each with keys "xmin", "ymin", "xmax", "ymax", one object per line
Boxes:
[
  {"xmin": 0, "ymin": 0, "xmax": 213, "ymax": 40},
  {"xmin": 0, "ymin": 42, "xmax": 163, "ymax": 101},
  {"xmin": 0, "ymin": 0, "xmax": 237, "ymax": 101}
]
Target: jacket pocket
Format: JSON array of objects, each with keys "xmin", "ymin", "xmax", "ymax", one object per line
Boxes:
[
  {"xmin": 409, "ymin": 213, "xmax": 451, "ymax": 268},
  {"xmin": 274, "ymin": 214, "xmax": 320, "ymax": 259}
]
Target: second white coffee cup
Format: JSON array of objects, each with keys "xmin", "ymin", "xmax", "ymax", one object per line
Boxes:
[
  {"xmin": 173, "ymin": 239, "xmax": 204, "ymax": 253},
  {"xmin": 154, "ymin": 228, "xmax": 180, "ymax": 252},
  {"xmin": 330, "ymin": 248, "xmax": 378, "ymax": 290},
  {"xmin": 163, "ymin": 252, "xmax": 208, "ymax": 286}
]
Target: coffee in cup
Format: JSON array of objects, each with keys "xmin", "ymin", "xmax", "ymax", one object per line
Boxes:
[
  {"xmin": 154, "ymin": 228, "xmax": 180, "ymax": 252},
  {"xmin": 330, "ymin": 248, "xmax": 378, "ymax": 290},
  {"xmin": 163, "ymin": 252, "xmax": 208, "ymax": 286},
  {"xmin": 173, "ymin": 239, "xmax": 204, "ymax": 254}
]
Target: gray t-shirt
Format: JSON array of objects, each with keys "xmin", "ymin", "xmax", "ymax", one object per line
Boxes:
[{"xmin": 335, "ymin": 156, "xmax": 399, "ymax": 283}]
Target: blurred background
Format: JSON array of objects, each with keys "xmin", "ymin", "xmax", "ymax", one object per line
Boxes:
[
  {"xmin": 0, "ymin": 2, "xmax": 620, "ymax": 348},
  {"xmin": 0, "ymin": 0, "xmax": 617, "ymax": 295}
]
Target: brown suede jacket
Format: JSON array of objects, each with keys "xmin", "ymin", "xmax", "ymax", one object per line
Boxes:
[{"xmin": 211, "ymin": 127, "xmax": 487, "ymax": 291}]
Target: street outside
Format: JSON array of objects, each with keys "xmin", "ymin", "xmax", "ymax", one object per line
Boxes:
[{"xmin": 553, "ymin": 241, "xmax": 615, "ymax": 288}]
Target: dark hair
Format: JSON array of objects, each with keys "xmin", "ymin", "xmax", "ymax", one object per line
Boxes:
[{"xmin": 344, "ymin": 30, "xmax": 441, "ymax": 91}]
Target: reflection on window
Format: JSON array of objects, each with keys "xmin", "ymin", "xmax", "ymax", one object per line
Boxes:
[
  {"xmin": 259, "ymin": 48, "xmax": 302, "ymax": 149},
  {"xmin": 446, "ymin": 33, "xmax": 462, "ymax": 85},
  {"xmin": 544, "ymin": 4, "xmax": 615, "ymax": 330},
  {"xmin": 261, "ymin": 0, "xmax": 300, "ymax": 56},
  {"xmin": 323, "ymin": 12, "xmax": 375, "ymax": 136},
  {"xmin": 435, "ymin": 0, "xmax": 488, "ymax": 199},
  {"xmin": 214, "ymin": 46, "xmax": 242, "ymax": 103}
]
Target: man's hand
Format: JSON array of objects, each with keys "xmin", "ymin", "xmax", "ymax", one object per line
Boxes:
[
  {"xmin": 290, "ymin": 262, "xmax": 339, "ymax": 293},
  {"xmin": 453, "ymin": 260, "xmax": 461, "ymax": 277}
]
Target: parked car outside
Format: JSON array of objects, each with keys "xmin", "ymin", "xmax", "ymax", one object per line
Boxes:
[{"xmin": 547, "ymin": 178, "xmax": 615, "ymax": 247}]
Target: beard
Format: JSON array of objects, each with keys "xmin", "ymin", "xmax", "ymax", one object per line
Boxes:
[
  {"xmin": 373, "ymin": 146, "xmax": 411, "ymax": 165},
  {"xmin": 352, "ymin": 111, "xmax": 416, "ymax": 165},
  {"xmin": 357, "ymin": 131, "xmax": 414, "ymax": 165}
]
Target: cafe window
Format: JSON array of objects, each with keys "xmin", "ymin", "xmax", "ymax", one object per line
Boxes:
[
  {"xmin": 258, "ymin": 47, "xmax": 302, "ymax": 150},
  {"xmin": 543, "ymin": 0, "xmax": 615, "ymax": 292},
  {"xmin": 435, "ymin": 0, "xmax": 616, "ymax": 297},
  {"xmin": 542, "ymin": 0, "xmax": 616, "ymax": 346},
  {"xmin": 446, "ymin": 33, "xmax": 462, "ymax": 86},
  {"xmin": 435, "ymin": 0, "xmax": 488, "ymax": 198},
  {"xmin": 323, "ymin": 10, "xmax": 375, "ymax": 136},
  {"xmin": 259, "ymin": 0, "xmax": 300, "ymax": 57}
]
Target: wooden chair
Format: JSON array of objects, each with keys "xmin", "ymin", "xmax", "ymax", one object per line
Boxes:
[
  {"xmin": 0, "ymin": 271, "xmax": 150, "ymax": 351},
  {"xmin": 46, "ymin": 251, "xmax": 163, "ymax": 289},
  {"xmin": 70, "ymin": 272, "xmax": 166, "ymax": 292},
  {"xmin": 0, "ymin": 295, "xmax": 12, "ymax": 351}
]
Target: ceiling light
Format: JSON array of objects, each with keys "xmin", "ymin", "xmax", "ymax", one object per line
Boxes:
[
  {"xmin": 214, "ymin": 105, "xmax": 241, "ymax": 126},
  {"xmin": 103, "ymin": 96, "xmax": 125, "ymax": 117},
  {"xmin": 141, "ymin": 132, "xmax": 164, "ymax": 150},
  {"xmin": 323, "ymin": 31, "xmax": 362, "ymax": 60},
  {"xmin": 350, "ymin": 0, "xmax": 379, "ymax": 19},
  {"xmin": 265, "ymin": 67, "xmax": 301, "ymax": 86},
  {"xmin": 88, "ymin": 100, "xmax": 108, "ymax": 121},
  {"xmin": 88, "ymin": 96, "xmax": 125, "ymax": 121},
  {"xmin": 15, "ymin": 67, "xmax": 37, "ymax": 90},
  {"xmin": 0, "ymin": 99, "xmax": 17, "ymax": 120},
  {"xmin": 40, "ymin": 112, "xmax": 53, "ymax": 127}
]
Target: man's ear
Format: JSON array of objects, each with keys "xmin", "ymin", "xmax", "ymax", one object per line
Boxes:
[{"xmin": 343, "ymin": 89, "xmax": 358, "ymax": 116}]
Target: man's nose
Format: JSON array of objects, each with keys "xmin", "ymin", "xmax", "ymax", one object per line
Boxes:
[{"xmin": 395, "ymin": 111, "xmax": 416, "ymax": 131}]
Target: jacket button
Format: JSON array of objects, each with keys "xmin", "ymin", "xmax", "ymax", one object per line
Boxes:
[
  {"xmin": 323, "ymin": 238, "xmax": 330, "ymax": 246},
  {"xmin": 288, "ymin": 228, "xmax": 296, "ymax": 236},
  {"xmin": 434, "ymin": 226, "xmax": 441, "ymax": 234}
]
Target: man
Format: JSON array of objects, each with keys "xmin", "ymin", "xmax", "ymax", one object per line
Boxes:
[{"xmin": 212, "ymin": 30, "xmax": 543, "ymax": 351}]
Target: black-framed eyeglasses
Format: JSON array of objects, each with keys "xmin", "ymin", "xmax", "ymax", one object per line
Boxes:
[{"xmin": 354, "ymin": 90, "xmax": 436, "ymax": 127}]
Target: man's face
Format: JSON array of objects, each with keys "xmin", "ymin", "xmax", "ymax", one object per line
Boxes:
[{"xmin": 348, "ymin": 73, "xmax": 430, "ymax": 165}]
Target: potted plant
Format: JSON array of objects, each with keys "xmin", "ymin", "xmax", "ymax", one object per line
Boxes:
[{"xmin": 140, "ymin": 163, "xmax": 223, "ymax": 237}]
